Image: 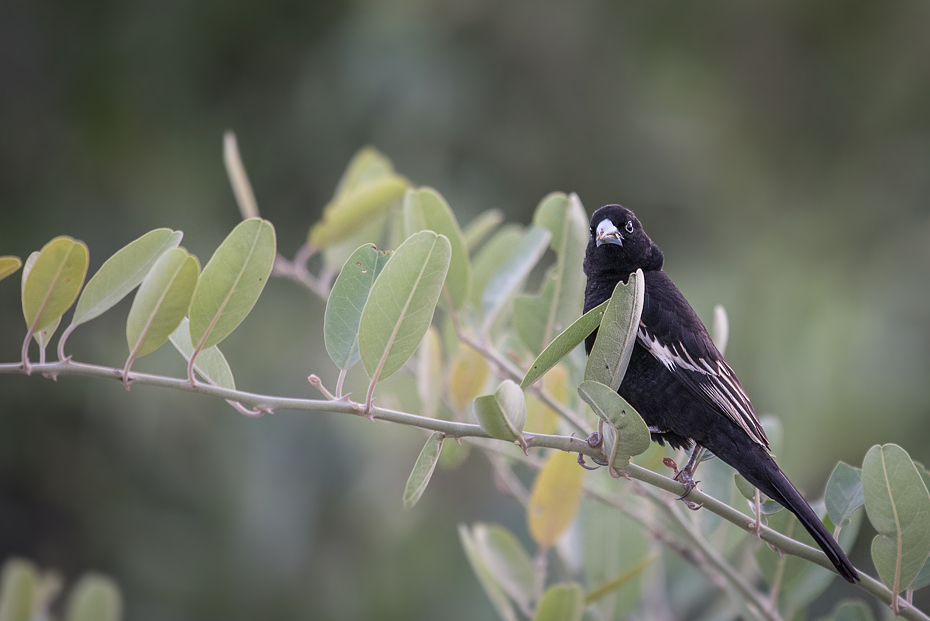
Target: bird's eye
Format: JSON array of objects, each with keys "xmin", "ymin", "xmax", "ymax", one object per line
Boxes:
[{"xmin": 625, "ymin": 221, "xmax": 634, "ymax": 233}]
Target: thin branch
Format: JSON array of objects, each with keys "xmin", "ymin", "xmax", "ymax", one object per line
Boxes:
[{"xmin": 2, "ymin": 358, "xmax": 927, "ymax": 621}]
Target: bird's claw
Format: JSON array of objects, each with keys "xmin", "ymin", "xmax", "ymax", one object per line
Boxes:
[{"xmin": 577, "ymin": 452, "xmax": 609, "ymax": 470}]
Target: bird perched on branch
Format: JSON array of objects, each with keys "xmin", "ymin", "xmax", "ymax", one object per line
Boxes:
[{"xmin": 582, "ymin": 204, "xmax": 859, "ymax": 583}]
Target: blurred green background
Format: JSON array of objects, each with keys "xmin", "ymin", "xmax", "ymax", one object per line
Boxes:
[{"xmin": 1, "ymin": 0, "xmax": 929, "ymax": 619}]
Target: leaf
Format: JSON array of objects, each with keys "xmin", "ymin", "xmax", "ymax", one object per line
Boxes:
[
  {"xmin": 825, "ymin": 462, "xmax": 865, "ymax": 529},
  {"xmin": 402, "ymin": 187, "xmax": 471, "ymax": 308},
  {"xmin": 464, "ymin": 209, "xmax": 504, "ymax": 251},
  {"xmin": 473, "ymin": 524, "xmax": 538, "ymax": 610},
  {"xmin": 526, "ymin": 367, "xmax": 567, "ymax": 434},
  {"xmin": 459, "ymin": 524, "xmax": 519, "ymax": 621},
  {"xmin": 521, "ymin": 300, "xmax": 608, "ymax": 389},
  {"xmin": 416, "ymin": 326, "xmax": 443, "ymax": 418},
  {"xmin": 0, "ymin": 558, "xmax": 38, "ymax": 621},
  {"xmin": 403, "ymin": 432, "xmax": 444, "ymax": 510},
  {"xmin": 22, "ymin": 252, "xmax": 61, "ymax": 351},
  {"xmin": 309, "ymin": 177, "xmax": 408, "ymax": 249},
  {"xmin": 126, "ymin": 248, "xmax": 200, "ymax": 359},
  {"xmin": 821, "ymin": 599, "xmax": 877, "ymax": 621},
  {"xmin": 22, "ymin": 236, "xmax": 89, "ymax": 333},
  {"xmin": 910, "ymin": 556, "xmax": 930, "ymax": 591},
  {"xmin": 0, "ymin": 256, "xmax": 22, "ymax": 282},
  {"xmin": 71, "ymin": 229, "xmax": 183, "ymax": 327},
  {"xmin": 528, "ymin": 451, "xmax": 584, "ymax": 548},
  {"xmin": 324, "ymin": 244, "xmax": 392, "ymax": 370},
  {"xmin": 169, "ymin": 318, "xmax": 235, "ymax": 389},
  {"xmin": 533, "ymin": 583, "xmax": 584, "ymax": 621},
  {"xmin": 513, "ymin": 192, "xmax": 589, "ymax": 355},
  {"xmin": 862, "ymin": 443, "xmax": 930, "ymax": 592},
  {"xmin": 733, "ymin": 474, "xmax": 783, "ymax": 514},
  {"xmin": 577, "ymin": 381, "xmax": 650, "ymax": 467},
  {"xmin": 189, "ymin": 218, "xmax": 276, "ymax": 351},
  {"xmin": 711, "ymin": 304, "xmax": 729, "ymax": 355},
  {"xmin": 481, "ymin": 226, "xmax": 552, "ymax": 331},
  {"xmin": 584, "ymin": 270, "xmax": 645, "ymax": 391},
  {"xmin": 473, "ymin": 380, "xmax": 527, "ymax": 443},
  {"xmin": 470, "ymin": 224, "xmax": 522, "ymax": 310},
  {"xmin": 450, "ymin": 345, "xmax": 490, "ymax": 412},
  {"xmin": 64, "ymin": 574, "xmax": 122, "ymax": 621},
  {"xmin": 358, "ymin": 231, "xmax": 451, "ymax": 382}
]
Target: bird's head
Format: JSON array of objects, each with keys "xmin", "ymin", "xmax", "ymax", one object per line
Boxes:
[{"xmin": 584, "ymin": 205, "xmax": 663, "ymax": 280}]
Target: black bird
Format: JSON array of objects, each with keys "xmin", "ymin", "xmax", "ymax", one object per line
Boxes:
[{"xmin": 583, "ymin": 204, "xmax": 859, "ymax": 583}]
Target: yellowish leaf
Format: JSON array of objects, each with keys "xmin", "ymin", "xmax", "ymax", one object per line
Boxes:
[
  {"xmin": 528, "ymin": 451, "xmax": 584, "ymax": 548},
  {"xmin": 450, "ymin": 345, "xmax": 490, "ymax": 412}
]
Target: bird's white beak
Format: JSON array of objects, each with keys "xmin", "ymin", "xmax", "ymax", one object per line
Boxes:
[{"xmin": 596, "ymin": 220, "xmax": 623, "ymax": 247}]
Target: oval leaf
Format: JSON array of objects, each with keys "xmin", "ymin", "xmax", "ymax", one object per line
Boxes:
[
  {"xmin": 521, "ymin": 300, "xmax": 609, "ymax": 389},
  {"xmin": 822, "ymin": 600, "xmax": 877, "ymax": 621},
  {"xmin": 528, "ymin": 451, "xmax": 584, "ymax": 549},
  {"xmin": 481, "ymin": 226, "xmax": 552, "ymax": 331},
  {"xmin": 474, "ymin": 524, "xmax": 538, "ymax": 609},
  {"xmin": 513, "ymin": 192, "xmax": 589, "ymax": 355},
  {"xmin": 189, "ymin": 218, "xmax": 276, "ymax": 351},
  {"xmin": 402, "ymin": 187, "xmax": 471, "ymax": 308},
  {"xmin": 21, "ymin": 252, "xmax": 61, "ymax": 351},
  {"xmin": 168, "ymin": 317, "xmax": 235, "ymax": 389},
  {"xmin": 324, "ymin": 244, "xmax": 392, "ymax": 370},
  {"xmin": 584, "ymin": 269, "xmax": 645, "ymax": 391},
  {"xmin": 22, "ymin": 236, "xmax": 89, "ymax": 333},
  {"xmin": 416, "ymin": 326, "xmax": 443, "ymax": 418},
  {"xmin": 403, "ymin": 432, "xmax": 444, "ymax": 510},
  {"xmin": 72, "ymin": 229, "xmax": 183, "ymax": 327},
  {"xmin": 712, "ymin": 304, "xmax": 729, "ymax": 355},
  {"xmin": 577, "ymin": 380, "xmax": 651, "ymax": 467},
  {"xmin": 309, "ymin": 176, "xmax": 408, "ymax": 249},
  {"xmin": 0, "ymin": 558, "xmax": 38, "ymax": 621},
  {"xmin": 826, "ymin": 462, "xmax": 865, "ymax": 529},
  {"xmin": 464, "ymin": 209, "xmax": 504, "ymax": 251},
  {"xmin": 473, "ymin": 380, "xmax": 527, "ymax": 443},
  {"xmin": 126, "ymin": 248, "xmax": 200, "ymax": 359},
  {"xmin": 533, "ymin": 583, "xmax": 584, "ymax": 621},
  {"xmin": 450, "ymin": 345, "xmax": 490, "ymax": 412},
  {"xmin": 0, "ymin": 256, "xmax": 22, "ymax": 282},
  {"xmin": 65, "ymin": 574, "xmax": 122, "ymax": 621},
  {"xmin": 459, "ymin": 525, "xmax": 519, "ymax": 621},
  {"xmin": 358, "ymin": 231, "xmax": 451, "ymax": 382},
  {"xmin": 862, "ymin": 443, "xmax": 930, "ymax": 592}
]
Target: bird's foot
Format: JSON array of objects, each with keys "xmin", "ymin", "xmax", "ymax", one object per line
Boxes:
[
  {"xmin": 577, "ymin": 452, "xmax": 608, "ymax": 471},
  {"xmin": 584, "ymin": 431, "xmax": 602, "ymax": 448}
]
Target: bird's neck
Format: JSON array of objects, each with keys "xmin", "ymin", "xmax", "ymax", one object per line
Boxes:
[{"xmin": 583, "ymin": 247, "xmax": 663, "ymax": 313}]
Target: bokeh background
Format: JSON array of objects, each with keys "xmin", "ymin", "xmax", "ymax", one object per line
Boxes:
[{"xmin": 2, "ymin": 0, "xmax": 929, "ymax": 619}]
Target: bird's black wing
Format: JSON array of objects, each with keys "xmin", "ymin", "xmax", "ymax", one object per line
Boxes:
[{"xmin": 638, "ymin": 271, "xmax": 769, "ymax": 450}]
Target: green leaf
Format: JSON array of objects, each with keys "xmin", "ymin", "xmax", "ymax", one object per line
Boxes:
[
  {"xmin": 168, "ymin": 317, "xmax": 235, "ymax": 389},
  {"xmin": 22, "ymin": 236, "xmax": 89, "ymax": 333},
  {"xmin": 403, "ymin": 432, "xmax": 444, "ymax": 510},
  {"xmin": 189, "ymin": 218, "xmax": 276, "ymax": 351},
  {"xmin": 862, "ymin": 443, "xmax": 930, "ymax": 592},
  {"xmin": 910, "ymin": 556, "xmax": 930, "ymax": 591},
  {"xmin": 533, "ymin": 583, "xmax": 584, "ymax": 621},
  {"xmin": 817, "ymin": 599, "xmax": 876, "ymax": 621},
  {"xmin": 577, "ymin": 380, "xmax": 650, "ymax": 467},
  {"xmin": 481, "ymin": 226, "xmax": 552, "ymax": 331},
  {"xmin": 733, "ymin": 474, "xmax": 783, "ymax": 514},
  {"xmin": 513, "ymin": 193, "xmax": 589, "ymax": 355},
  {"xmin": 324, "ymin": 244, "xmax": 392, "ymax": 370},
  {"xmin": 473, "ymin": 380, "xmax": 526, "ymax": 443},
  {"xmin": 21, "ymin": 252, "xmax": 61, "ymax": 352},
  {"xmin": 469, "ymin": 225, "xmax": 521, "ymax": 308},
  {"xmin": 528, "ymin": 452, "xmax": 584, "ymax": 549},
  {"xmin": 459, "ymin": 524, "xmax": 519, "ymax": 621},
  {"xmin": 402, "ymin": 187, "xmax": 471, "ymax": 308},
  {"xmin": 64, "ymin": 574, "xmax": 122, "ymax": 621},
  {"xmin": 416, "ymin": 326, "xmax": 443, "ymax": 418},
  {"xmin": 584, "ymin": 270, "xmax": 645, "ymax": 391},
  {"xmin": 464, "ymin": 209, "xmax": 504, "ymax": 251},
  {"xmin": 309, "ymin": 177, "xmax": 408, "ymax": 249},
  {"xmin": 71, "ymin": 229, "xmax": 183, "ymax": 327},
  {"xmin": 473, "ymin": 524, "xmax": 538, "ymax": 610},
  {"xmin": 0, "ymin": 256, "xmax": 22, "ymax": 282},
  {"xmin": 521, "ymin": 300, "xmax": 608, "ymax": 389},
  {"xmin": 126, "ymin": 248, "xmax": 200, "ymax": 359},
  {"xmin": 826, "ymin": 462, "xmax": 865, "ymax": 529},
  {"xmin": 0, "ymin": 558, "xmax": 37, "ymax": 621},
  {"xmin": 358, "ymin": 231, "xmax": 451, "ymax": 382}
]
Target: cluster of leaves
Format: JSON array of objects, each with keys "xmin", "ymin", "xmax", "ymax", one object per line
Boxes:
[
  {"xmin": 0, "ymin": 558, "xmax": 120, "ymax": 621},
  {"xmin": 3, "ymin": 144, "xmax": 930, "ymax": 620}
]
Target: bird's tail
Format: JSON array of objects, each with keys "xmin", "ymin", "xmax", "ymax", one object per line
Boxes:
[{"xmin": 746, "ymin": 454, "xmax": 860, "ymax": 583}]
